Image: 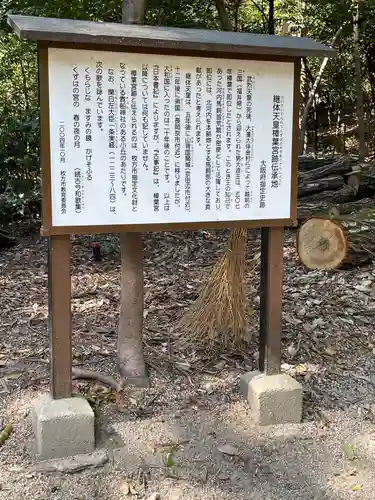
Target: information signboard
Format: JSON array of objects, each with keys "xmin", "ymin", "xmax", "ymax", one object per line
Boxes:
[
  {"xmin": 7, "ymin": 13, "xmax": 334, "ymax": 409},
  {"xmin": 48, "ymin": 48, "xmax": 294, "ymax": 228}
]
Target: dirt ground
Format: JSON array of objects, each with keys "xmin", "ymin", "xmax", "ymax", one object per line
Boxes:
[{"xmin": 1, "ymin": 229, "xmax": 375, "ymax": 499}]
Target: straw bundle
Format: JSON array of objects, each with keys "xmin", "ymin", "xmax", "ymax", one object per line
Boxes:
[{"xmin": 178, "ymin": 228, "xmax": 252, "ymax": 351}]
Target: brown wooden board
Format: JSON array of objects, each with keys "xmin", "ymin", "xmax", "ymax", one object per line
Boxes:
[{"xmin": 9, "ymin": 15, "xmax": 335, "ymax": 58}]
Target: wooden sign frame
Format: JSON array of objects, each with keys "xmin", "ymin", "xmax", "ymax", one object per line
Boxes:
[{"xmin": 38, "ymin": 41, "xmax": 301, "ymax": 236}]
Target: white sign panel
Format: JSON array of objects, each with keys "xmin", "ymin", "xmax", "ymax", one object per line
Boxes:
[{"xmin": 47, "ymin": 48, "xmax": 294, "ymax": 227}]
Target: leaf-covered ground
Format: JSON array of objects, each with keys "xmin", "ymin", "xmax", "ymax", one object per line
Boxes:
[{"xmin": 1, "ymin": 229, "xmax": 375, "ymax": 499}]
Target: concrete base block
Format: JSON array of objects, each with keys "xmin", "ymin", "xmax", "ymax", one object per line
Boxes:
[
  {"xmin": 33, "ymin": 395, "xmax": 95, "ymax": 459},
  {"xmin": 240, "ymin": 371, "xmax": 303, "ymax": 425}
]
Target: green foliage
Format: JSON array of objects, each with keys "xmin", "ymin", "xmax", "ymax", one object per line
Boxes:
[
  {"xmin": 0, "ymin": 33, "xmax": 39, "ymax": 221},
  {"xmin": 146, "ymin": 0, "xmax": 219, "ymax": 29}
]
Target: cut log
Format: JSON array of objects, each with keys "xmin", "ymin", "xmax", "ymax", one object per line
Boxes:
[
  {"xmin": 298, "ymin": 177, "xmax": 345, "ymax": 198},
  {"xmin": 297, "ymin": 218, "xmax": 348, "ymax": 270},
  {"xmin": 297, "ymin": 197, "xmax": 375, "ymax": 222},
  {"xmin": 0, "ymin": 230, "xmax": 16, "ymax": 249},
  {"xmin": 298, "ymin": 156, "xmax": 338, "ymax": 171},
  {"xmin": 300, "ymin": 176, "xmax": 375, "ymax": 206},
  {"xmin": 296, "ymin": 158, "xmax": 375, "ymax": 213},
  {"xmin": 299, "ymin": 156, "xmax": 358, "ymax": 183},
  {"xmin": 341, "ymin": 226, "xmax": 375, "ymax": 268},
  {"xmin": 295, "ymin": 156, "xmax": 375, "ymax": 269},
  {"xmin": 299, "ymin": 185, "xmax": 357, "ymax": 205}
]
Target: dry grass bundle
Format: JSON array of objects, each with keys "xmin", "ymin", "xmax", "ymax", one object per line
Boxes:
[{"xmin": 178, "ymin": 228, "xmax": 253, "ymax": 351}]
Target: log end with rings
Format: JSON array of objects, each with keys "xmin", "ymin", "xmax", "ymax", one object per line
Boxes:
[{"xmin": 297, "ymin": 217, "xmax": 348, "ymax": 270}]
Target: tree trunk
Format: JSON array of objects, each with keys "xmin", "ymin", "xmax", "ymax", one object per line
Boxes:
[
  {"xmin": 214, "ymin": 0, "xmax": 233, "ymax": 31},
  {"xmin": 299, "ymin": 25, "xmax": 345, "ymax": 155},
  {"xmin": 122, "ymin": 0, "xmax": 145, "ymax": 24},
  {"xmin": 366, "ymin": 44, "xmax": 375, "ymax": 108},
  {"xmin": 118, "ymin": 232, "xmax": 149, "ymax": 386},
  {"xmin": 118, "ymin": 0, "xmax": 149, "ymax": 387},
  {"xmin": 353, "ymin": 0, "xmax": 367, "ymax": 161},
  {"xmin": 268, "ymin": 0, "xmax": 275, "ymax": 35}
]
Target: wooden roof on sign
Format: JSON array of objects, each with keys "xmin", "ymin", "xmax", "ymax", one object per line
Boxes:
[{"xmin": 8, "ymin": 15, "xmax": 335, "ymax": 58}]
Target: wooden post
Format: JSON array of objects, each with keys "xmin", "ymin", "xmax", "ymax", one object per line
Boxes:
[
  {"xmin": 48, "ymin": 234, "xmax": 72, "ymax": 398},
  {"xmin": 259, "ymin": 226, "xmax": 284, "ymax": 375}
]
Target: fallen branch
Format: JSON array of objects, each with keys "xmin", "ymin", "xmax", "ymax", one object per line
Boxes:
[
  {"xmin": 71, "ymin": 367, "xmax": 123, "ymax": 392},
  {"xmin": 23, "ymin": 358, "xmax": 124, "ymax": 392},
  {"xmin": 32, "ymin": 450, "xmax": 109, "ymax": 474}
]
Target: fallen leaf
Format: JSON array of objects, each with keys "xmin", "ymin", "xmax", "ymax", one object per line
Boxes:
[
  {"xmin": 120, "ymin": 482, "xmax": 130, "ymax": 495},
  {"xmin": 355, "ymin": 283, "xmax": 371, "ymax": 293},
  {"xmin": 4, "ymin": 371, "xmax": 23, "ymax": 380},
  {"xmin": 214, "ymin": 360, "xmax": 226, "ymax": 370},
  {"xmin": 9, "ymin": 466, "xmax": 23, "ymax": 473},
  {"xmin": 329, "ymin": 207, "xmax": 340, "ymax": 218},
  {"xmin": 143, "ymin": 309, "xmax": 150, "ymax": 319},
  {"xmin": 312, "ymin": 318, "xmax": 325, "ymax": 329},
  {"xmin": 342, "ymin": 443, "xmax": 356, "ymax": 461},
  {"xmin": 324, "ymin": 346, "xmax": 337, "ymax": 356},
  {"xmin": 175, "ymin": 362, "xmax": 191, "ymax": 372},
  {"xmin": 129, "ymin": 484, "xmax": 138, "ymax": 495},
  {"xmin": 218, "ymin": 443, "xmax": 240, "ymax": 456},
  {"xmin": 360, "ymin": 280, "xmax": 372, "ymax": 287},
  {"xmin": 252, "ymin": 251, "xmax": 261, "ymax": 262},
  {"xmin": 294, "ymin": 364, "xmax": 308, "ymax": 374},
  {"xmin": 351, "ymin": 484, "xmax": 361, "ymax": 491},
  {"xmin": 166, "ymin": 451, "xmax": 175, "ymax": 467},
  {"xmin": 217, "ymin": 473, "xmax": 230, "ymax": 481},
  {"xmin": 96, "ymin": 327, "xmax": 113, "ymax": 334},
  {"xmin": 147, "ymin": 494, "xmax": 160, "ymax": 500},
  {"xmin": 287, "ymin": 344, "xmax": 298, "ymax": 358},
  {"xmin": 303, "ymin": 323, "xmax": 313, "ymax": 334},
  {"xmin": 340, "ymin": 317, "xmax": 354, "ymax": 325},
  {"xmin": 283, "ymin": 313, "xmax": 302, "ymax": 325},
  {"xmin": 0, "ymin": 423, "xmax": 13, "ymax": 446}
]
